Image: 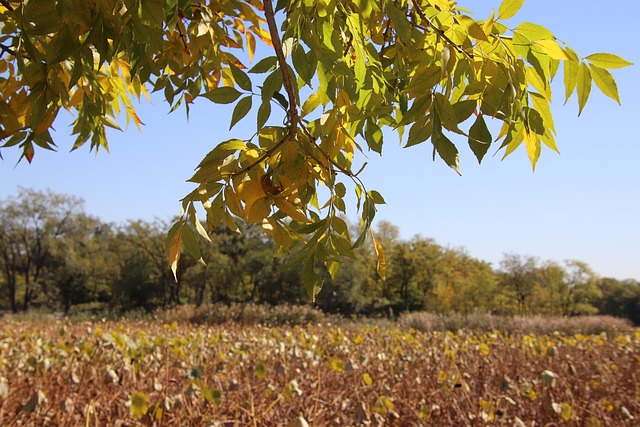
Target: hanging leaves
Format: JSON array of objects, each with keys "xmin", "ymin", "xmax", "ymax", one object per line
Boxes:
[{"xmin": 0, "ymin": 0, "xmax": 631, "ymax": 297}]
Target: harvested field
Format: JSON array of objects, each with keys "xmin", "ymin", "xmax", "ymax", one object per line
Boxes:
[{"xmin": 0, "ymin": 319, "xmax": 638, "ymax": 426}]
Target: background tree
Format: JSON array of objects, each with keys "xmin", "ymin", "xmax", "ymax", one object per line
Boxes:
[
  {"xmin": 596, "ymin": 278, "xmax": 640, "ymax": 325},
  {"xmin": 561, "ymin": 259, "xmax": 601, "ymax": 315},
  {"xmin": 0, "ymin": 0, "xmax": 631, "ymax": 297},
  {"xmin": 49, "ymin": 214, "xmax": 113, "ymax": 313},
  {"xmin": 498, "ymin": 253, "xmax": 538, "ymax": 315},
  {"xmin": 120, "ymin": 219, "xmax": 181, "ymax": 306},
  {"xmin": 0, "ymin": 188, "xmax": 85, "ymax": 311}
]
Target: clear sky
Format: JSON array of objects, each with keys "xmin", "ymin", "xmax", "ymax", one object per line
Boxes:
[{"xmin": 1, "ymin": 1, "xmax": 638, "ymax": 280}]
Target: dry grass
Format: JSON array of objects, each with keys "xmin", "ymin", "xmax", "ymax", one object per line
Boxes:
[
  {"xmin": 399, "ymin": 312, "xmax": 633, "ymax": 336},
  {"xmin": 158, "ymin": 303, "xmax": 330, "ymax": 326},
  {"xmin": 0, "ymin": 318, "xmax": 638, "ymax": 426}
]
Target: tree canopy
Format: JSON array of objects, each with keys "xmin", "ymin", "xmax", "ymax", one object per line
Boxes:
[{"xmin": 0, "ymin": 0, "xmax": 632, "ymax": 298}]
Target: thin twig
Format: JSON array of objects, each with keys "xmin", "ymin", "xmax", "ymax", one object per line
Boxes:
[
  {"xmin": 263, "ymin": 0, "xmax": 299, "ymax": 135},
  {"xmin": 228, "ymin": 135, "xmax": 291, "ymax": 179},
  {"xmin": 410, "ymin": 0, "xmax": 473, "ymax": 60}
]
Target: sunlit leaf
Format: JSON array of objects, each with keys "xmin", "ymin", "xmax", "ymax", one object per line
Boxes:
[
  {"xmin": 370, "ymin": 230, "xmax": 386, "ymax": 280},
  {"xmin": 589, "ymin": 65, "xmax": 620, "ymax": 104},
  {"xmin": 586, "ymin": 53, "xmax": 633, "ymax": 69},
  {"xmin": 498, "ymin": 0, "xmax": 524, "ymax": 20},
  {"xmin": 576, "ymin": 63, "xmax": 592, "ymax": 116},
  {"xmin": 129, "ymin": 392, "xmax": 149, "ymax": 419}
]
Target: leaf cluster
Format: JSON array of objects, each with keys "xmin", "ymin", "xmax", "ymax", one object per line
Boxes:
[{"xmin": 0, "ymin": 0, "xmax": 632, "ymax": 296}]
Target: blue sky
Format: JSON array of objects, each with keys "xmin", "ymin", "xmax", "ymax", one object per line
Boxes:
[{"xmin": 1, "ymin": 1, "xmax": 638, "ymax": 280}]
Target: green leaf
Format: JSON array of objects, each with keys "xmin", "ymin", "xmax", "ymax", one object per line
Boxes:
[
  {"xmin": 589, "ymin": 65, "xmax": 620, "ymax": 104},
  {"xmin": 228, "ymin": 63, "xmax": 252, "ymax": 91},
  {"xmin": 202, "ymin": 387, "xmax": 223, "ymax": 406},
  {"xmin": 524, "ymin": 107, "xmax": 545, "ymax": 136},
  {"xmin": 498, "ymin": 0, "xmax": 524, "ymax": 20},
  {"xmin": 303, "ymin": 253, "xmax": 323, "ymax": 301},
  {"xmin": 576, "ymin": 62, "xmax": 592, "ymax": 116},
  {"xmin": 257, "ymin": 101, "xmax": 271, "ymax": 129},
  {"xmin": 272, "ymin": 92, "xmax": 288, "ymax": 110},
  {"xmin": 432, "ymin": 113, "xmax": 460, "ymax": 174},
  {"xmin": 586, "ymin": 53, "xmax": 633, "ymax": 69},
  {"xmin": 452, "ymin": 100, "xmax": 477, "ymax": 122},
  {"xmin": 202, "ymin": 87, "xmax": 242, "ymax": 104},
  {"xmin": 230, "ymin": 96, "xmax": 253, "ymax": 129},
  {"xmin": 292, "ymin": 44, "xmax": 312, "ymax": 84},
  {"xmin": 434, "ymin": 93, "xmax": 461, "ymax": 133},
  {"xmin": 46, "ymin": 27, "xmax": 81, "ymax": 64},
  {"xmin": 387, "ymin": 2, "xmax": 411, "ymax": 39},
  {"xmin": 368, "ymin": 190, "xmax": 386, "ymax": 205},
  {"xmin": 468, "ymin": 114, "xmax": 491, "ymax": 164},
  {"xmin": 365, "ymin": 120, "xmax": 383, "ymax": 154},
  {"xmin": 261, "ymin": 70, "xmax": 283, "ymax": 102},
  {"xmin": 249, "ymin": 56, "xmax": 278, "ymax": 73},
  {"xmin": 406, "ymin": 116, "xmax": 432, "ymax": 148},
  {"xmin": 182, "ymin": 225, "xmax": 204, "ymax": 264}
]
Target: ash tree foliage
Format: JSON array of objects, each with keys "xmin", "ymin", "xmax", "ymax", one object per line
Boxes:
[{"xmin": 0, "ymin": 0, "xmax": 632, "ymax": 298}]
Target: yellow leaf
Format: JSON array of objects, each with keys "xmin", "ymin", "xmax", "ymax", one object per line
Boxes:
[
  {"xmin": 330, "ymin": 359, "xmax": 345, "ymax": 372},
  {"xmin": 535, "ymin": 39, "xmax": 570, "ymax": 60},
  {"xmin": 269, "ymin": 218, "xmax": 293, "ymax": 249},
  {"xmin": 237, "ymin": 177, "xmax": 267, "ymax": 214},
  {"xmin": 246, "ymin": 32, "xmax": 256, "ymax": 63},
  {"xmin": 362, "ymin": 373, "xmax": 373, "ymax": 386},
  {"xmin": 370, "ymin": 230, "xmax": 386, "ymax": 280},
  {"xmin": 590, "ymin": 65, "xmax": 620, "ymax": 105},
  {"xmin": 273, "ymin": 198, "xmax": 309, "ymax": 223},
  {"xmin": 225, "ymin": 185, "xmax": 245, "ymax": 217},
  {"xmin": 34, "ymin": 109, "xmax": 58, "ymax": 135},
  {"xmin": 129, "ymin": 392, "xmax": 149, "ymax": 419},
  {"xmin": 252, "ymin": 26, "xmax": 272, "ymax": 47},
  {"xmin": 479, "ymin": 343, "xmax": 490, "ymax": 356},
  {"xmin": 482, "ymin": 9, "xmax": 495, "ymax": 36},
  {"xmin": 247, "ymin": 197, "xmax": 271, "ymax": 224},
  {"xmin": 523, "ymin": 128, "xmax": 540, "ymax": 170},
  {"xmin": 560, "ymin": 403, "xmax": 572, "ymax": 421},
  {"xmin": 168, "ymin": 227, "xmax": 182, "ymax": 281}
]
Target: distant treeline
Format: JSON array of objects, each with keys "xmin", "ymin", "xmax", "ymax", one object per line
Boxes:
[{"xmin": 1, "ymin": 188, "xmax": 639, "ymax": 325}]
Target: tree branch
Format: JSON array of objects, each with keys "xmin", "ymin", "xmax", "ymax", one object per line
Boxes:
[
  {"xmin": 228, "ymin": 135, "xmax": 291, "ymax": 179},
  {"xmin": 0, "ymin": 42, "xmax": 17, "ymax": 57},
  {"xmin": 0, "ymin": 0, "xmax": 14, "ymax": 11},
  {"xmin": 263, "ymin": 0, "xmax": 299, "ymax": 135},
  {"xmin": 410, "ymin": 0, "xmax": 473, "ymax": 60}
]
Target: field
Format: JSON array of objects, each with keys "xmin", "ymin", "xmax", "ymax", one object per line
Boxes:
[{"xmin": 0, "ymin": 311, "xmax": 638, "ymax": 426}]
